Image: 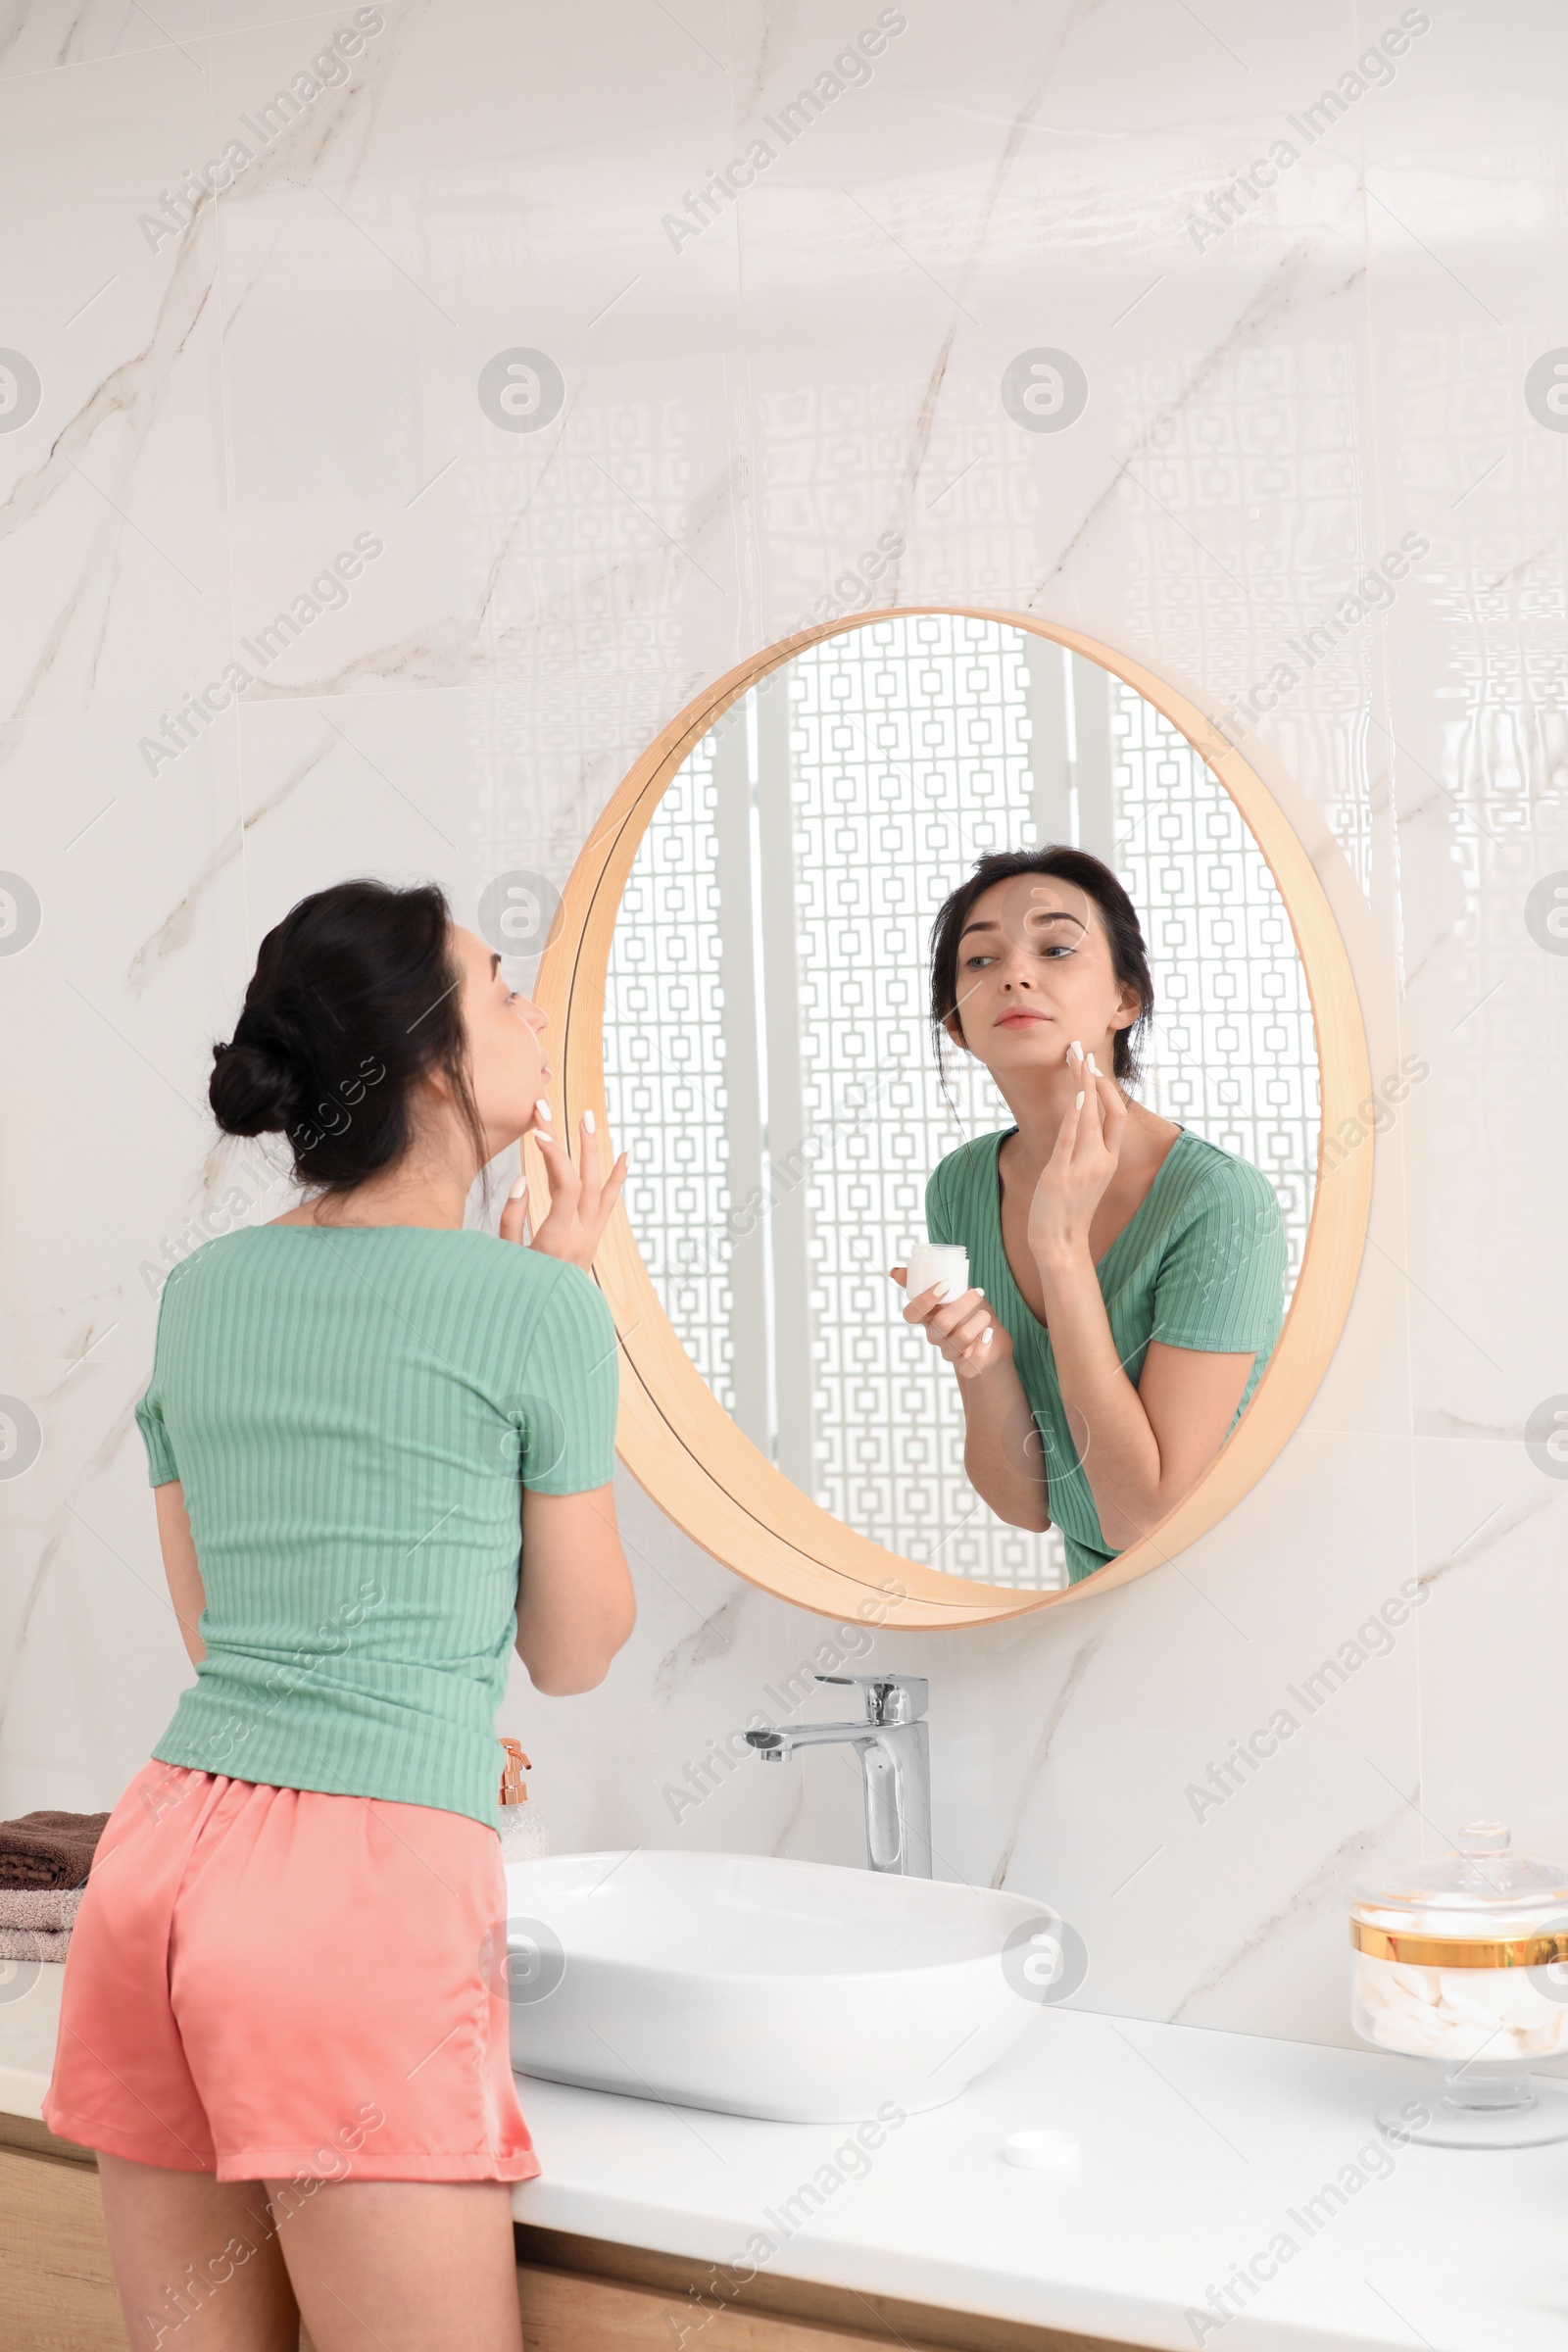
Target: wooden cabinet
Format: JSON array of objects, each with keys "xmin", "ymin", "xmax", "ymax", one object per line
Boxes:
[
  {"xmin": 0, "ymin": 2118, "xmax": 1140, "ymax": 2352},
  {"xmin": 514, "ymin": 2226, "xmax": 1141, "ymax": 2351},
  {"xmin": 0, "ymin": 2123, "xmax": 129, "ymax": 2352}
]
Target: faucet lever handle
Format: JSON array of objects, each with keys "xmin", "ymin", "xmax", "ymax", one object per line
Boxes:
[{"xmin": 813, "ymin": 1672, "xmax": 929, "ymax": 1725}]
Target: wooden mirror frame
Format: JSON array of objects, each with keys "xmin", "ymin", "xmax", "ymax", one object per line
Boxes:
[{"xmin": 525, "ymin": 611, "xmax": 1372, "ymax": 1629}]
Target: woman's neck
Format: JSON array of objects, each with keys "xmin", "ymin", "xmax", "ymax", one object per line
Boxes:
[
  {"xmin": 274, "ymin": 1146, "xmax": 481, "ymax": 1231},
  {"xmin": 992, "ymin": 1056, "xmax": 1103, "ymax": 1172},
  {"xmin": 991, "ymin": 1057, "xmax": 1175, "ymax": 1180}
]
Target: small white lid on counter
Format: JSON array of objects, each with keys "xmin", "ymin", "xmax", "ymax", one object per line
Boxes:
[{"xmin": 1003, "ymin": 2128, "xmax": 1079, "ymax": 2170}]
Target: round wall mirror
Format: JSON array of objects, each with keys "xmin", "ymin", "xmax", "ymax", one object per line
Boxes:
[{"xmin": 527, "ymin": 611, "xmax": 1372, "ymax": 1628}]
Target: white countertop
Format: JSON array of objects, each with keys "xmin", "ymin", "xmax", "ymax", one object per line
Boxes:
[{"xmin": 5, "ymin": 1966, "xmax": 1565, "ymax": 2350}]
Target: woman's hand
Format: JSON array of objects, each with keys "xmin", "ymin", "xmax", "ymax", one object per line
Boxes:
[
  {"xmin": 501, "ymin": 1111, "xmax": 628, "ymax": 1270},
  {"xmin": 891, "ymin": 1268, "xmax": 1013, "ymax": 1381},
  {"xmin": 1027, "ymin": 1048, "xmax": 1129, "ymax": 1266}
]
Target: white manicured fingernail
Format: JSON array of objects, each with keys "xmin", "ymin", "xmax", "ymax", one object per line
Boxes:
[
  {"xmin": 583, "ymin": 1108, "xmax": 596, "ymax": 1133},
  {"xmin": 932, "ymin": 1282, "xmax": 950, "ymax": 1300},
  {"xmin": 1088, "ymin": 1052, "xmax": 1100, "ymax": 1075},
  {"xmin": 1068, "ymin": 1040, "xmax": 1083, "ymax": 1061},
  {"xmin": 973, "ymin": 1287, "xmax": 984, "ymax": 1299},
  {"xmin": 982, "ymin": 1328, "xmax": 994, "ymax": 1346},
  {"xmin": 509, "ymin": 1176, "xmax": 527, "ymax": 1201},
  {"xmin": 535, "ymin": 1099, "xmax": 552, "ymax": 1123},
  {"xmin": 1075, "ymin": 1090, "xmax": 1085, "ymax": 1108}
]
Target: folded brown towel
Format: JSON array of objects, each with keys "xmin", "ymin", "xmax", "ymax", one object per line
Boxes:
[
  {"xmin": 0, "ymin": 1811, "xmax": 111, "ymax": 1889},
  {"xmin": 0, "ymin": 1926, "xmax": 71, "ymax": 1962},
  {"xmin": 0, "ymin": 1887, "xmax": 83, "ymax": 1933}
]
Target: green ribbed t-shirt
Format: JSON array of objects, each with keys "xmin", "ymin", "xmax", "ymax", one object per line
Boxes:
[
  {"xmin": 134, "ymin": 1226, "xmax": 619, "ymax": 1829},
  {"xmin": 927, "ymin": 1128, "xmax": 1286, "ymax": 1586}
]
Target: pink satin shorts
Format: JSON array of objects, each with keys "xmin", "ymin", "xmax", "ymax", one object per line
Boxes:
[{"xmin": 43, "ymin": 1760, "xmax": 539, "ymax": 2184}]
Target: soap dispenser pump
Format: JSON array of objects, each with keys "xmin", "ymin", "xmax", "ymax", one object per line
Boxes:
[{"xmin": 497, "ymin": 1737, "xmax": 550, "ymax": 1861}]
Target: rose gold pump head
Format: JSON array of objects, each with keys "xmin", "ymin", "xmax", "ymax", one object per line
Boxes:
[{"xmin": 498, "ymin": 1738, "xmax": 531, "ymax": 1806}]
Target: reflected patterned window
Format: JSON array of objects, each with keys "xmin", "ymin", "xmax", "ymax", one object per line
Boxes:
[
  {"xmin": 788, "ymin": 617, "xmax": 1055, "ymax": 1586},
  {"xmin": 601, "ymin": 740, "xmax": 735, "ymax": 1412},
  {"xmin": 604, "ymin": 617, "xmax": 1319, "ymax": 1593},
  {"xmin": 1115, "ymin": 692, "xmax": 1319, "ymax": 1286}
]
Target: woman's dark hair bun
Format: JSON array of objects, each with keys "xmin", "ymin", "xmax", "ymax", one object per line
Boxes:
[
  {"xmin": 209, "ymin": 1034, "xmax": 303, "ymax": 1137},
  {"xmin": 208, "ymin": 878, "xmax": 487, "ymax": 1196}
]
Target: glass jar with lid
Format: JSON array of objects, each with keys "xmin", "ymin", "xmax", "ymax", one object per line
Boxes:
[{"xmin": 1350, "ymin": 1822, "xmax": 1568, "ymax": 2147}]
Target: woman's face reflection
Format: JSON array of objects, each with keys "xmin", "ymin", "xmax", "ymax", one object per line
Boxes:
[{"xmin": 946, "ymin": 873, "xmax": 1141, "ymax": 1080}]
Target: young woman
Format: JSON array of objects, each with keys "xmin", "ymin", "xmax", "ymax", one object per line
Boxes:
[
  {"xmin": 44, "ymin": 879, "xmax": 635, "ymax": 2352},
  {"xmin": 895, "ymin": 847, "xmax": 1286, "ymax": 1584}
]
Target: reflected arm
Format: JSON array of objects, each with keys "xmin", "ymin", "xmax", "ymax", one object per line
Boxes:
[
  {"xmin": 1039, "ymin": 1250, "xmax": 1254, "ymax": 1549},
  {"xmin": 1023, "ymin": 1063, "xmax": 1268, "ymax": 1555},
  {"xmin": 954, "ymin": 1351, "xmax": 1052, "ymax": 1533}
]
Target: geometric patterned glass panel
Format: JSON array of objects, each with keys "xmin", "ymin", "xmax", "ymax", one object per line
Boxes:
[
  {"xmin": 1114, "ymin": 688, "xmax": 1320, "ymax": 1290},
  {"xmin": 787, "ymin": 616, "xmax": 1061, "ymax": 1587},
  {"xmin": 601, "ymin": 736, "xmax": 736, "ymax": 1413}
]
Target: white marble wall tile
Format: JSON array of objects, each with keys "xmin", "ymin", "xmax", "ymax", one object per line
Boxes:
[
  {"xmin": 0, "ymin": 51, "xmax": 233, "ymax": 716},
  {"xmin": 0, "ymin": 3, "xmax": 197, "ymax": 80},
  {"xmin": 1373, "ymin": 618, "xmax": 1568, "ymax": 1451},
  {"xmin": 1412, "ymin": 1433, "xmax": 1568, "ymax": 1857},
  {"xmin": 0, "ymin": 713, "xmax": 255, "ymax": 1813},
  {"xmin": 204, "ymin": 0, "xmax": 753, "ymax": 694}
]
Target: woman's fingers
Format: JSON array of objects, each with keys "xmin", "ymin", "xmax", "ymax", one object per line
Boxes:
[
  {"xmin": 905, "ymin": 1281, "xmax": 980, "ymax": 1330},
  {"xmin": 891, "ymin": 1275, "xmax": 1002, "ymax": 1374},
  {"xmin": 520, "ymin": 1108, "xmax": 628, "ymax": 1267},
  {"xmin": 1072, "ymin": 1056, "xmax": 1105, "ymax": 1155},
  {"xmin": 499, "ymin": 1174, "xmax": 528, "ymax": 1246},
  {"xmin": 889, "ymin": 1265, "xmax": 908, "ymax": 1291},
  {"xmin": 919, "ymin": 1290, "xmax": 989, "ymax": 1351},
  {"xmin": 1098, "ymin": 1068, "xmax": 1128, "ymax": 1152},
  {"xmin": 1051, "ymin": 1077, "xmax": 1083, "ymax": 1166},
  {"xmin": 939, "ymin": 1303, "xmax": 992, "ymax": 1360},
  {"xmin": 573, "ymin": 1117, "xmax": 603, "ymax": 1230},
  {"xmin": 580, "ymin": 1124, "xmax": 600, "ymax": 1193},
  {"xmin": 584, "ymin": 1152, "xmax": 629, "ymax": 1249},
  {"xmin": 525, "ymin": 1137, "xmax": 579, "ymax": 1253},
  {"xmin": 533, "ymin": 1131, "xmax": 583, "ymax": 1200}
]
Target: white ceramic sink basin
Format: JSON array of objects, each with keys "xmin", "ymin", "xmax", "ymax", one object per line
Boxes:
[{"xmin": 502, "ymin": 1849, "xmax": 1059, "ymax": 2124}]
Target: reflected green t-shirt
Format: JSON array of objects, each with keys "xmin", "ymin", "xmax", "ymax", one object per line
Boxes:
[
  {"xmin": 927, "ymin": 1129, "xmax": 1286, "ymax": 1585},
  {"xmin": 134, "ymin": 1226, "xmax": 619, "ymax": 1828}
]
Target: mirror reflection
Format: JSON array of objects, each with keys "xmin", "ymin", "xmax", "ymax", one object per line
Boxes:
[{"xmin": 603, "ymin": 615, "xmax": 1319, "ymax": 1591}]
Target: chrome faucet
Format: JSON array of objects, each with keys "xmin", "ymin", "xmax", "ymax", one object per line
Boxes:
[{"xmin": 744, "ymin": 1674, "xmax": 931, "ymax": 1878}]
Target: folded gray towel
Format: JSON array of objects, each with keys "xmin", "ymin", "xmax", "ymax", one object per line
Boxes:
[
  {"xmin": 0, "ymin": 1887, "xmax": 82, "ymax": 1933},
  {"xmin": 0, "ymin": 1926, "xmax": 70, "ymax": 1962}
]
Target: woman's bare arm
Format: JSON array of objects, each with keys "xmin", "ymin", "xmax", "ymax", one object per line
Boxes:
[
  {"xmin": 1037, "ymin": 1283, "xmax": 1253, "ymax": 1549},
  {"xmin": 1030, "ymin": 1065, "xmax": 1255, "ymax": 1550},
  {"xmin": 514, "ymin": 1485, "xmax": 635, "ymax": 1694},
  {"xmin": 500, "ymin": 1112, "xmax": 635, "ymax": 1690},
  {"xmin": 953, "ymin": 1348, "xmax": 1053, "ymax": 1531},
  {"xmin": 893, "ymin": 1271, "xmax": 1051, "ymax": 1533},
  {"xmin": 154, "ymin": 1483, "xmax": 207, "ymax": 1666}
]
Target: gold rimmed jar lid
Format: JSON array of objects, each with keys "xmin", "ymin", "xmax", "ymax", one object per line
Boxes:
[
  {"xmin": 1350, "ymin": 1917, "xmax": 1568, "ymax": 1970},
  {"xmin": 1350, "ymin": 1821, "xmax": 1568, "ymax": 1970}
]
